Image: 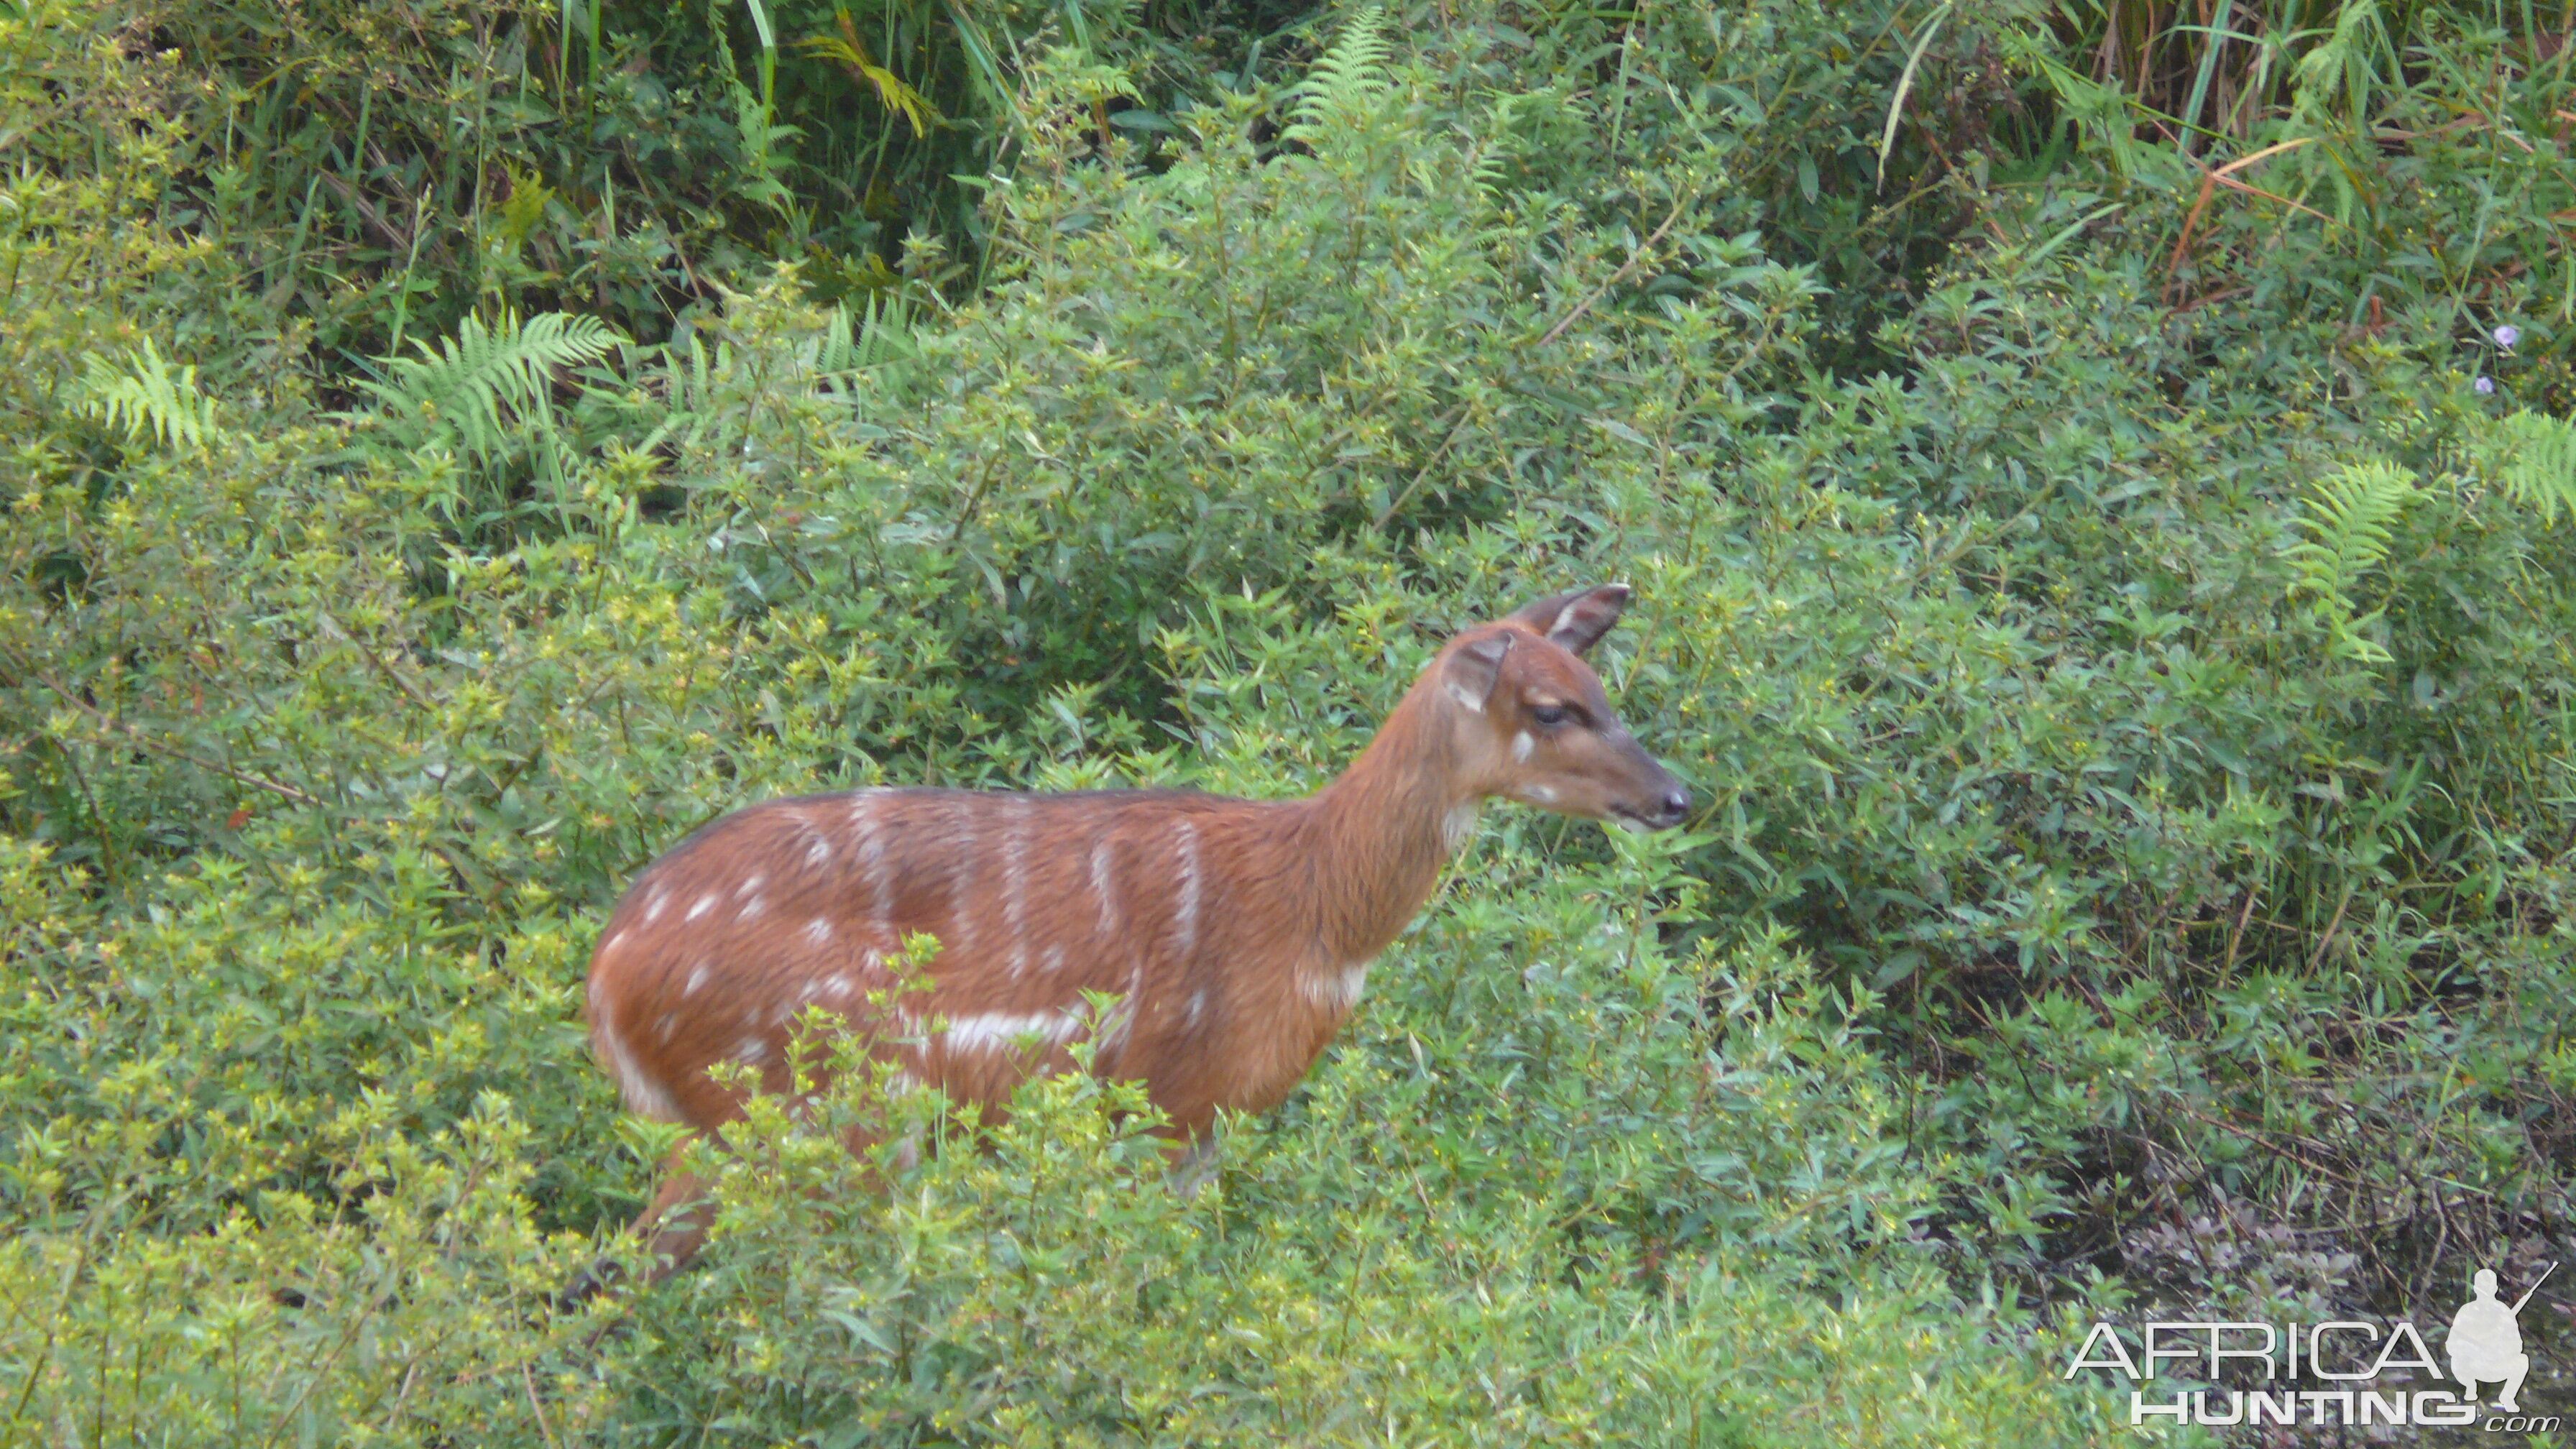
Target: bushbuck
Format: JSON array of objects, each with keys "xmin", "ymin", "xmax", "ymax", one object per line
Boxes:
[{"xmin": 582, "ymin": 584, "xmax": 1690, "ymax": 1282}]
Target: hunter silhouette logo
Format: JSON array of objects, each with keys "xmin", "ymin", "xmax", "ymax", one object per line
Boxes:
[
  {"xmin": 2447, "ymin": 1264, "xmax": 2552, "ymax": 1413},
  {"xmin": 2063, "ymin": 1260, "xmax": 2560, "ymax": 1430}
]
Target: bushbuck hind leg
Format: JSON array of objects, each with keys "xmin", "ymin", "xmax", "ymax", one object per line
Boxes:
[
  {"xmin": 632, "ymin": 1156, "xmax": 719, "ymax": 1286},
  {"xmin": 558, "ymin": 1151, "xmax": 717, "ymax": 1308}
]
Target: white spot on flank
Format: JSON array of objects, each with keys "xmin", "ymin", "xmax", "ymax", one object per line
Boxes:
[
  {"xmin": 939, "ymin": 1009, "xmax": 1087, "ymax": 1054},
  {"xmin": 806, "ymin": 917, "xmax": 833, "ymax": 946},
  {"xmin": 1172, "ymin": 819, "xmax": 1202, "ymax": 959},
  {"xmin": 736, "ymin": 1036, "xmax": 769, "ymax": 1066},
  {"xmin": 686, "ymin": 893, "xmax": 716, "ymax": 922},
  {"xmin": 599, "ymin": 1016, "xmax": 681, "ymax": 1121},
  {"xmin": 585, "ymin": 975, "xmax": 604, "ymax": 1015},
  {"xmin": 599, "ymin": 930, "xmax": 626, "ymax": 959},
  {"xmin": 1442, "ymin": 803, "xmax": 1481, "ymax": 852},
  {"xmin": 1522, "ymin": 782, "xmax": 1559, "ymax": 805},
  {"xmin": 744, "ymin": 1005, "xmax": 763, "ymax": 1026},
  {"xmin": 684, "ymin": 965, "xmax": 710, "ymax": 997},
  {"xmin": 656, "ymin": 1012, "xmax": 678, "ymax": 1041},
  {"xmin": 806, "ymin": 835, "xmax": 832, "ymax": 868},
  {"xmin": 1042, "ymin": 945, "xmax": 1066, "ymax": 975},
  {"xmin": 643, "ymin": 888, "xmax": 669, "ymax": 924},
  {"xmin": 824, "ymin": 975, "xmax": 855, "ymax": 1000},
  {"xmin": 735, "ymin": 875, "xmax": 766, "ymax": 898},
  {"xmin": 737, "ymin": 896, "xmax": 765, "ymax": 921},
  {"xmin": 1187, "ymin": 988, "xmax": 1208, "ymax": 1026}
]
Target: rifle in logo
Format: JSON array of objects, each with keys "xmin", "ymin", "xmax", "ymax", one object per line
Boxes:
[{"xmin": 2448, "ymin": 1262, "xmax": 2555, "ymax": 1413}]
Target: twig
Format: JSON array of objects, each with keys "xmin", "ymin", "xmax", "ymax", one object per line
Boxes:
[
  {"xmin": 1536, "ymin": 190, "xmax": 1697, "ymax": 347},
  {"xmin": 42, "ymin": 682, "xmax": 322, "ymax": 807}
]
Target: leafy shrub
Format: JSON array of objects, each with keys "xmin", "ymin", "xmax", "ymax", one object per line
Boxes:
[{"xmin": 5, "ymin": 0, "xmax": 2575, "ymax": 1440}]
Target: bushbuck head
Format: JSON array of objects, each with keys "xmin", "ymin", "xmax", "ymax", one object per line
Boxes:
[{"xmin": 1438, "ymin": 584, "xmax": 1691, "ymax": 832}]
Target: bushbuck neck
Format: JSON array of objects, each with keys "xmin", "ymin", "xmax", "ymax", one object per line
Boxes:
[{"xmin": 579, "ymin": 584, "xmax": 1690, "ymax": 1289}]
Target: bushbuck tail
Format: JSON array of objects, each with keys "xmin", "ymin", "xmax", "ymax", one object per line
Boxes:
[{"xmin": 582, "ymin": 584, "xmax": 1690, "ymax": 1284}]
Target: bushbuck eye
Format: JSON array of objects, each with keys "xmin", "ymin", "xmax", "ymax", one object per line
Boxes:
[{"xmin": 1530, "ymin": 702, "xmax": 1570, "ymax": 727}]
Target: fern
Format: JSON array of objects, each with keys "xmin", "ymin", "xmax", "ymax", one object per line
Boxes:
[
  {"xmin": 1282, "ymin": 5, "xmax": 1390, "ymax": 147},
  {"xmin": 356, "ymin": 310, "xmax": 619, "ymax": 462},
  {"xmin": 78, "ymin": 341, "xmax": 224, "ymax": 452},
  {"xmin": 2284, "ymin": 460, "xmax": 2418, "ymax": 603},
  {"xmin": 2490, "ymin": 410, "xmax": 2576, "ymax": 527}
]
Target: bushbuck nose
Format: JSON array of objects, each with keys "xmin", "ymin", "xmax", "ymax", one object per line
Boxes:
[{"xmin": 1654, "ymin": 785, "xmax": 1691, "ymax": 827}]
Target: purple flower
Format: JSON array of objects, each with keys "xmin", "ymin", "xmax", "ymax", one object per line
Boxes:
[
  {"xmin": 2494, "ymin": 324, "xmax": 2521, "ymax": 348},
  {"xmin": 2475, "ymin": 376, "xmax": 2496, "ymax": 395}
]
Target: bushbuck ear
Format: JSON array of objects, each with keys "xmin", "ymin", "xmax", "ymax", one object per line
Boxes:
[
  {"xmin": 1506, "ymin": 584, "xmax": 1632, "ymax": 656},
  {"xmin": 1442, "ymin": 632, "xmax": 1511, "ymax": 713}
]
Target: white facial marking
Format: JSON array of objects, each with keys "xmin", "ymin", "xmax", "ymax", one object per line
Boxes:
[
  {"xmin": 1522, "ymin": 782, "xmax": 1559, "ymax": 804},
  {"xmin": 806, "ymin": 917, "xmax": 833, "ymax": 946},
  {"xmin": 1512, "ymin": 730, "xmax": 1535, "ymax": 763},
  {"xmin": 684, "ymin": 965, "xmax": 710, "ymax": 997},
  {"xmin": 1172, "ymin": 819, "xmax": 1202, "ymax": 959},
  {"xmin": 939, "ymin": 1009, "xmax": 1087, "ymax": 1054},
  {"xmin": 686, "ymin": 893, "xmax": 715, "ymax": 923}
]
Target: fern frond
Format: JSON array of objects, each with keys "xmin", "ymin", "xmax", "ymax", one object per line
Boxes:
[
  {"xmin": 2493, "ymin": 410, "xmax": 2576, "ymax": 527},
  {"xmin": 359, "ymin": 310, "xmax": 619, "ymax": 461},
  {"xmin": 2284, "ymin": 459, "xmax": 2418, "ymax": 602},
  {"xmin": 1282, "ymin": 5, "xmax": 1390, "ymax": 146},
  {"xmin": 78, "ymin": 341, "xmax": 224, "ymax": 452},
  {"xmin": 817, "ymin": 294, "xmax": 918, "ymax": 374}
]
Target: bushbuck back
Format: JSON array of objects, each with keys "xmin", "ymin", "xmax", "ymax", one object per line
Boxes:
[{"xmin": 583, "ymin": 584, "xmax": 1690, "ymax": 1282}]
